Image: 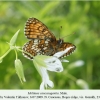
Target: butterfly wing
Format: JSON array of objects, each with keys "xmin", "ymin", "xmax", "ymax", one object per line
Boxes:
[
  {"xmin": 24, "ymin": 17, "xmax": 56, "ymax": 40},
  {"xmin": 22, "ymin": 39, "xmax": 55, "ymax": 59},
  {"xmin": 56, "ymin": 42, "xmax": 76, "ymax": 57}
]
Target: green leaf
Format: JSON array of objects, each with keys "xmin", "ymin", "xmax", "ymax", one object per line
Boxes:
[{"xmin": 10, "ymin": 29, "xmax": 20, "ymax": 46}]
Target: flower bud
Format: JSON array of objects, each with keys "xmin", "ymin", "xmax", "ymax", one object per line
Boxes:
[
  {"xmin": 76, "ymin": 79, "xmax": 89, "ymax": 89},
  {"xmin": 15, "ymin": 59, "xmax": 26, "ymax": 83}
]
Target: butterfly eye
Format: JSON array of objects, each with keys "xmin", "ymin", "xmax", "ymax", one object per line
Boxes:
[{"xmin": 58, "ymin": 39, "xmax": 63, "ymax": 44}]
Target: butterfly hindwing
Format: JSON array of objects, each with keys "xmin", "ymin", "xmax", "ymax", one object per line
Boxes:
[
  {"xmin": 56, "ymin": 42, "xmax": 76, "ymax": 57},
  {"xmin": 23, "ymin": 39, "xmax": 55, "ymax": 59}
]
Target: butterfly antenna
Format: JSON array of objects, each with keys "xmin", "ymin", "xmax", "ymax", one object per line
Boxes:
[
  {"xmin": 58, "ymin": 26, "xmax": 62, "ymax": 39},
  {"xmin": 61, "ymin": 32, "xmax": 76, "ymax": 39}
]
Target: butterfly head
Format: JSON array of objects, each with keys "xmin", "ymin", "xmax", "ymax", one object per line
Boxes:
[{"xmin": 57, "ymin": 39, "xmax": 64, "ymax": 45}]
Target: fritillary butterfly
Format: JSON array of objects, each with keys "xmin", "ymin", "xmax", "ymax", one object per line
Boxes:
[{"xmin": 23, "ymin": 17, "xmax": 76, "ymax": 59}]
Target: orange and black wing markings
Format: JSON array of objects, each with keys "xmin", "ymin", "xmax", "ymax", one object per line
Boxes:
[
  {"xmin": 56, "ymin": 42, "xmax": 76, "ymax": 57},
  {"xmin": 23, "ymin": 39, "xmax": 55, "ymax": 59},
  {"xmin": 24, "ymin": 17, "xmax": 56, "ymax": 40}
]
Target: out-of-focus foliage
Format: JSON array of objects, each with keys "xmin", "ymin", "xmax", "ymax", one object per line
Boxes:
[{"xmin": 0, "ymin": 1, "xmax": 100, "ymax": 89}]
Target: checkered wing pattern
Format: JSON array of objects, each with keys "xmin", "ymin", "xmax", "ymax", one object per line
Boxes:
[
  {"xmin": 23, "ymin": 39, "xmax": 55, "ymax": 59},
  {"xmin": 56, "ymin": 42, "xmax": 76, "ymax": 57},
  {"xmin": 24, "ymin": 17, "xmax": 56, "ymax": 40}
]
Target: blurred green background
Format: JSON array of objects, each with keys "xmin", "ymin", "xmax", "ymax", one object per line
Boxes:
[{"xmin": 0, "ymin": 1, "xmax": 100, "ymax": 89}]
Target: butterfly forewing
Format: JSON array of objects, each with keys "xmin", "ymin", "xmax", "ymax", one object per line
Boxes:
[
  {"xmin": 24, "ymin": 18, "xmax": 56, "ymax": 40},
  {"xmin": 23, "ymin": 17, "xmax": 76, "ymax": 59}
]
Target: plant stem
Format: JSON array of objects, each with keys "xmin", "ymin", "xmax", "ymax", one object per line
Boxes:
[
  {"xmin": 0, "ymin": 49, "xmax": 11, "ymax": 60},
  {"xmin": 15, "ymin": 50, "xmax": 18, "ymax": 60}
]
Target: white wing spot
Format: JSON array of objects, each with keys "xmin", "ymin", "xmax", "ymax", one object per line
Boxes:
[
  {"xmin": 34, "ymin": 39, "xmax": 39, "ymax": 43},
  {"xmin": 45, "ymin": 40, "xmax": 48, "ymax": 44},
  {"xmin": 43, "ymin": 47, "xmax": 47, "ymax": 50}
]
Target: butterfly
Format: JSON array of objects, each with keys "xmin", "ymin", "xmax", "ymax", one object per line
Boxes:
[{"xmin": 22, "ymin": 17, "xmax": 76, "ymax": 59}]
